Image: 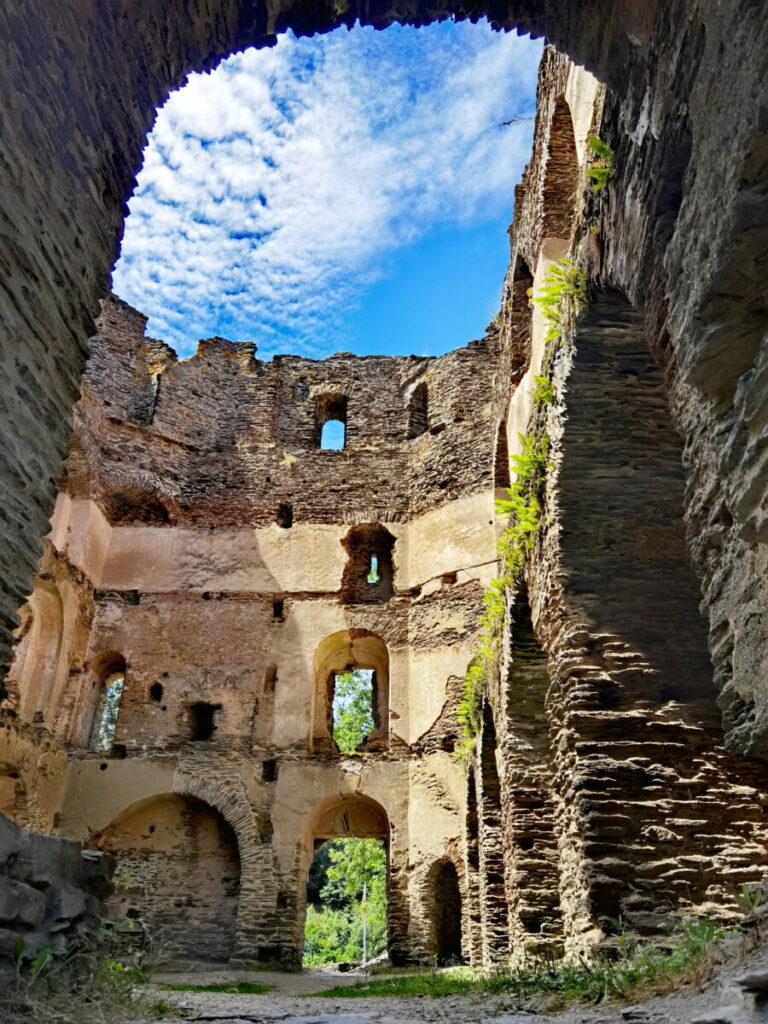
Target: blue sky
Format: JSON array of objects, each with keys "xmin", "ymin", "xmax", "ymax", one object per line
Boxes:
[{"xmin": 113, "ymin": 21, "xmax": 542, "ymax": 359}]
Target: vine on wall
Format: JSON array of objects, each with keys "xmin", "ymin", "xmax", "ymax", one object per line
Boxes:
[{"xmin": 456, "ymin": 260, "xmax": 587, "ymax": 752}]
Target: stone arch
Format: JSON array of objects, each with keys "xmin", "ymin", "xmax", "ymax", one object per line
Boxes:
[
  {"xmin": 96, "ymin": 791, "xmax": 241, "ymax": 963},
  {"xmin": 84, "ymin": 650, "xmax": 126, "ymax": 752},
  {"xmin": 542, "ymin": 96, "xmax": 579, "ymax": 242},
  {"xmin": 406, "ymin": 381, "xmax": 429, "ymax": 438},
  {"xmin": 297, "ymin": 792, "xmax": 398, "ymax": 965},
  {"xmin": 340, "ymin": 523, "xmax": 396, "ymax": 605},
  {"xmin": 311, "ymin": 629, "xmax": 390, "ymax": 752},
  {"xmin": 95, "ymin": 471, "xmax": 179, "ymax": 526},
  {"xmin": 11, "ymin": 579, "xmax": 64, "ymax": 725},
  {"xmin": 171, "ymin": 770, "xmax": 277, "ymax": 964}
]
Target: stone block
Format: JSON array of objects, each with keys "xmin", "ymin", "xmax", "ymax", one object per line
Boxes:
[
  {"xmin": 0, "ymin": 877, "xmax": 46, "ymax": 927},
  {"xmin": 0, "ymin": 813, "xmax": 21, "ymax": 869}
]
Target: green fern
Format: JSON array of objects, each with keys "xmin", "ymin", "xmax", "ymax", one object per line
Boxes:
[
  {"xmin": 587, "ymin": 134, "xmax": 613, "ymax": 190},
  {"xmin": 533, "ymin": 259, "xmax": 588, "ymax": 344}
]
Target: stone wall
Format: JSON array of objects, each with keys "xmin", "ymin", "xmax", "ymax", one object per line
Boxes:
[{"xmin": 0, "ymin": 814, "xmax": 113, "ymax": 987}]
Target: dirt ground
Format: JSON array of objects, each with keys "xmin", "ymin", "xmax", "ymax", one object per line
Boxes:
[{"xmin": 135, "ymin": 939, "xmax": 768, "ymax": 1024}]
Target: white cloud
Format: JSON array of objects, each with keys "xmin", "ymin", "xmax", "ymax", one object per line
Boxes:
[{"xmin": 112, "ymin": 21, "xmax": 542, "ymax": 357}]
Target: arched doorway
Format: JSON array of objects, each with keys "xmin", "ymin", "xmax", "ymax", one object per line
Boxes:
[
  {"xmin": 300, "ymin": 793, "xmax": 391, "ymax": 966},
  {"xmin": 96, "ymin": 793, "xmax": 241, "ymax": 964}
]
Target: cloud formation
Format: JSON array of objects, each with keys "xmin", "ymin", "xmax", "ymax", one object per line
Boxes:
[{"xmin": 113, "ymin": 22, "xmax": 542, "ymax": 357}]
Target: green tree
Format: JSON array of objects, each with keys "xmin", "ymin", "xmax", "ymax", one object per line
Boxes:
[{"xmin": 332, "ymin": 669, "xmax": 374, "ymax": 753}]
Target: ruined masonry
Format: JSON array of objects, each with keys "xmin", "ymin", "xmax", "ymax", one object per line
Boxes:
[{"xmin": 2, "ymin": 38, "xmax": 768, "ymax": 974}]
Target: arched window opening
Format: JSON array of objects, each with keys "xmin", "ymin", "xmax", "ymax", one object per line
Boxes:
[
  {"xmin": 341, "ymin": 523, "xmax": 395, "ymax": 604},
  {"xmin": 316, "ymin": 394, "xmax": 347, "ymax": 450},
  {"xmin": 406, "ymin": 382, "xmax": 428, "ymax": 439},
  {"xmin": 542, "ymin": 97, "xmax": 579, "ymax": 241},
  {"xmin": 332, "ymin": 668, "xmax": 375, "ymax": 753},
  {"xmin": 429, "ymin": 861, "xmax": 463, "ymax": 964},
  {"xmin": 91, "ymin": 657, "xmax": 127, "ymax": 752},
  {"xmin": 313, "ymin": 631, "xmax": 389, "ymax": 753},
  {"xmin": 104, "ymin": 486, "xmax": 171, "ymax": 525}
]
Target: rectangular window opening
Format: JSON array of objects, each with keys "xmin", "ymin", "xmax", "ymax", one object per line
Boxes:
[
  {"xmin": 367, "ymin": 555, "xmax": 380, "ymax": 584},
  {"xmin": 331, "ymin": 668, "xmax": 375, "ymax": 754}
]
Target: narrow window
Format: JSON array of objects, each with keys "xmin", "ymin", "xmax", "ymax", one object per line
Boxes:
[
  {"xmin": 263, "ymin": 665, "xmax": 277, "ymax": 693},
  {"xmin": 406, "ymin": 382, "xmax": 428, "ymax": 439},
  {"xmin": 316, "ymin": 395, "xmax": 347, "ymax": 450},
  {"xmin": 262, "ymin": 759, "xmax": 278, "ymax": 782},
  {"xmin": 367, "ymin": 555, "xmax": 380, "ymax": 584},
  {"xmin": 93, "ymin": 672, "xmax": 125, "ymax": 752},
  {"xmin": 332, "ymin": 668, "xmax": 375, "ymax": 754},
  {"xmin": 188, "ymin": 702, "xmax": 220, "ymax": 741},
  {"xmin": 272, "ymin": 600, "xmax": 284, "ymax": 620}
]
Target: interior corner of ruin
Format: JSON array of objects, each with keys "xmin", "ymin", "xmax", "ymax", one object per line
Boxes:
[{"xmin": 2, "ymin": 2, "xmax": 768, "ymax": 1021}]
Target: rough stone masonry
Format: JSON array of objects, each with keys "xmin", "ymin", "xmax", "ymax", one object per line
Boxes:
[{"xmin": 3, "ymin": 32, "xmax": 768, "ymax": 978}]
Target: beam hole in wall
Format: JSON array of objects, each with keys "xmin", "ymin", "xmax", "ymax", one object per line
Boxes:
[
  {"xmin": 188, "ymin": 702, "xmax": 221, "ymax": 741},
  {"xmin": 272, "ymin": 600, "xmax": 284, "ymax": 620},
  {"xmin": 262, "ymin": 758, "xmax": 278, "ymax": 782},
  {"xmin": 276, "ymin": 503, "xmax": 293, "ymax": 528},
  {"xmin": 149, "ymin": 682, "xmax": 163, "ymax": 703}
]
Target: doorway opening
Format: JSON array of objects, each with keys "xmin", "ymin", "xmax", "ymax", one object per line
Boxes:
[{"xmin": 304, "ymin": 837, "xmax": 387, "ymax": 967}]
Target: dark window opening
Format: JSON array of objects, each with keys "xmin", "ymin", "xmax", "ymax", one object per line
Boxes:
[
  {"xmin": 188, "ymin": 702, "xmax": 221, "ymax": 741},
  {"xmin": 149, "ymin": 682, "xmax": 163, "ymax": 703},
  {"xmin": 263, "ymin": 665, "xmax": 277, "ymax": 693},
  {"xmin": 331, "ymin": 668, "xmax": 375, "ymax": 754},
  {"xmin": 407, "ymin": 382, "xmax": 428, "ymax": 439},
  {"xmin": 432, "ymin": 862, "xmax": 463, "ymax": 964},
  {"xmin": 341, "ymin": 524, "xmax": 395, "ymax": 604},
  {"xmin": 494, "ymin": 420, "xmax": 511, "ymax": 489},
  {"xmin": 272, "ymin": 600, "xmax": 284, "ymax": 619},
  {"xmin": 276, "ymin": 503, "xmax": 293, "ymax": 528},
  {"xmin": 262, "ymin": 759, "xmax": 278, "ymax": 782},
  {"xmin": 316, "ymin": 394, "xmax": 347, "ymax": 450}
]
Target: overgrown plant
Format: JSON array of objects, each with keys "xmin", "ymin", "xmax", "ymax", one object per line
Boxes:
[
  {"xmin": 320, "ymin": 917, "xmax": 734, "ymax": 1007},
  {"xmin": 533, "ymin": 258, "xmax": 588, "ymax": 345},
  {"xmin": 587, "ymin": 133, "xmax": 614, "ymax": 190},
  {"xmin": 456, "ymin": 431, "xmax": 550, "ymax": 745},
  {"xmin": 531, "ymin": 375, "xmax": 554, "ymax": 405}
]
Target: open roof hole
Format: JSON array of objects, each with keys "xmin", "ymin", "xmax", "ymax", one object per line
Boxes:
[{"xmin": 111, "ymin": 24, "xmax": 541, "ymax": 361}]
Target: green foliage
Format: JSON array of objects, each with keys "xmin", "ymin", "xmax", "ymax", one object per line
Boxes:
[
  {"xmin": 321, "ymin": 918, "xmax": 732, "ymax": 1006},
  {"xmin": 737, "ymin": 882, "xmax": 764, "ymax": 912},
  {"xmin": 587, "ymin": 133, "xmax": 614, "ymax": 190},
  {"xmin": 531, "ymin": 375, "xmax": 554, "ymax": 405},
  {"xmin": 456, "ymin": 432, "xmax": 550, "ymax": 746},
  {"xmin": 303, "ymin": 838, "xmax": 388, "ymax": 967},
  {"xmin": 332, "ymin": 669, "xmax": 374, "ymax": 754},
  {"xmin": 532, "ymin": 258, "xmax": 588, "ymax": 345}
]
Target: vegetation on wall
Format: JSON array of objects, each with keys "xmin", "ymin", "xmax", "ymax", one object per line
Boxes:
[
  {"xmin": 587, "ymin": 134, "xmax": 613, "ymax": 190},
  {"xmin": 304, "ymin": 838, "xmax": 387, "ymax": 967},
  {"xmin": 456, "ymin": 259, "xmax": 587, "ymax": 750}
]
